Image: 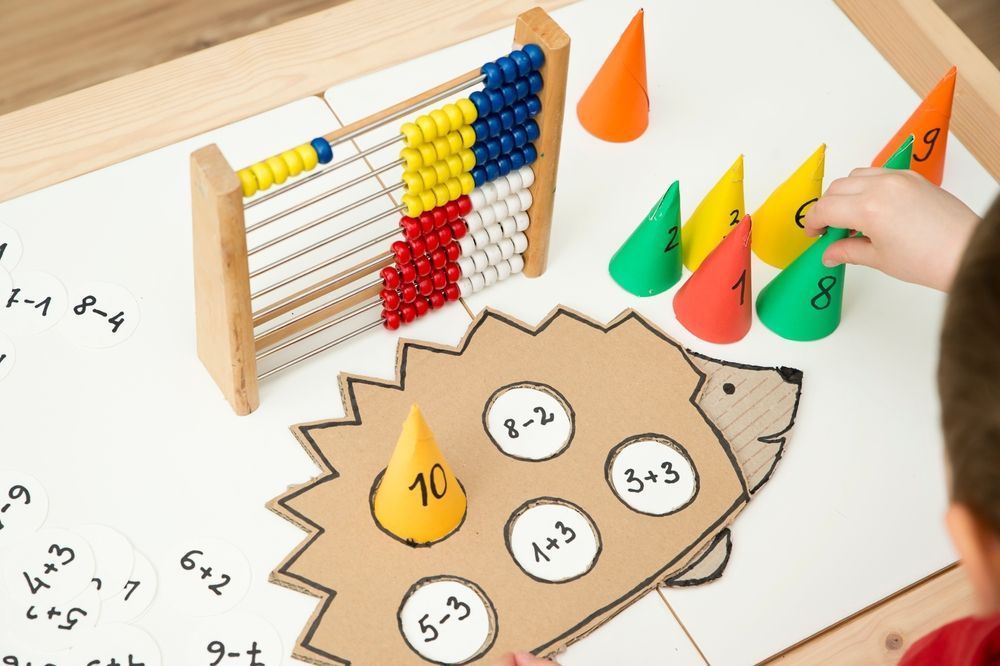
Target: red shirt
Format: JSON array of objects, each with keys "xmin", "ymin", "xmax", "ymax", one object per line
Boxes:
[{"xmin": 900, "ymin": 614, "xmax": 1000, "ymax": 665}]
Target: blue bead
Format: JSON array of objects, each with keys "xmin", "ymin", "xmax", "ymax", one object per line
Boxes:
[
  {"xmin": 311, "ymin": 137, "xmax": 333, "ymax": 164},
  {"xmin": 512, "ymin": 127, "xmax": 528, "ymax": 148},
  {"xmin": 481, "ymin": 62, "xmax": 503, "ymax": 90},
  {"xmin": 486, "ymin": 138, "xmax": 501, "ymax": 160},
  {"xmin": 509, "ymin": 49, "xmax": 532, "ymax": 77},
  {"xmin": 514, "ymin": 78, "xmax": 530, "ymax": 100},
  {"xmin": 512, "ymin": 101, "xmax": 528, "ymax": 125},
  {"xmin": 497, "ymin": 56, "xmax": 518, "ymax": 84},
  {"xmin": 487, "ymin": 116, "xmax": 502, "ymax": 138},
  {"xmin": 486, "ymin": 90, "xmax": 505, "ymax": 115},
  {"xmin": 501, "ymin": 84, "xmax": 517, "ymax": 107},
  {"xmin": 485, "ymin": 161, "xmax": 500, "ymax": 181},
  {"xmin": 509, "ymin": 149, "xmax": 525, "ymax": 170},
  {"xmin": 523, "ymin": 144, "xmax": 538, "ymax": 165},
  {"xmin": 499, "ymin": 132, "xmax": 514, "ymax": 154},
  {"xmin": 525, "ymin": 95, "xmax": 542, "ymax": 117},
  {"xmin": 470, "ymin": 91, "xmax": 491, "ymax": 118},
  {"xmin": 472, "ymin": 119, "xmax": 490, "ymax": 142},
  {"xmin": 528, "ymin": 71, "xmax": 543, "ymax": 94},
  {"xmin": 472, "ymin": 166, "xmax": 487, "ymax": 187},
  {"xmin": 524, "ymin": 44, "xmax": 545, "ymax": 69},
  {"xmin": 499, "ymin": 108, "xmax": 515, "ymax": 130},
  {"xmin": 497, "ymin": 156, "xmax": 512, "ymax": 177},
  {"xmin": 525, "ymin": 120, "xmax": 540, "ymax": 142},
  {"xmin": 472, "ymin": 144, "xmax": 489, "ymax": 166}
]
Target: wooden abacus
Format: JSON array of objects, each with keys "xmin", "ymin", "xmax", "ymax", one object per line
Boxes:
[{"xmin": 191, "ymin": 8, "xmax": 569, "ymax": 415}]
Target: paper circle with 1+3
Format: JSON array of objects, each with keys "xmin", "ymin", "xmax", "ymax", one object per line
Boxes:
[
  {"xmin": 0, "ymin": 469, "xmax": 48, "ymax": 549},
  {"xmin": 484, "ymin": 382, "xmax": 575, "ymax": 461},
  {"xmin": 505, "ymin": 498, "xmax": 602, "ymax": 583}
]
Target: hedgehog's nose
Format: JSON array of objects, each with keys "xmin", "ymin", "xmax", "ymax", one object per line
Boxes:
[{"xmin": 778, "ymin": 366, "xmax": 803, "ymax": 385}]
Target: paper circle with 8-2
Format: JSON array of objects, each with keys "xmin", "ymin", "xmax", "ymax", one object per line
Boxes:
[
  {"xmin": 0, "ymin": 270, "xmax": 68, "ymax": 335},
  {"xmin": 62, "ymin": 281, "xmax": 141, "ymax": 348},
  {"xmin": 398, "ymin": 576, "xmax": 497, "ymax": 664},
  {"xmin": 179, "ymin": 612, "xmax": 282, "ymax": 666},
  {"xmin": 2, "ymin": 528, "xmax": 96, "ymax": 606},
  {"xmin": 0, "ymin": 469, "xmax": 49, "ymax": 548},
  {"xmin": 484, "ymin": 382, "xmax": 574, "ymax": 460},
  {"xmin": 71, "ymin": 623, "xmax": 162, "ymax": 666},
  {"xmin": 268, "ymin": 307, "xmax": 804, "ymax": 664},
  {"xmin": 607, "ymin": 435, "xmax": 699, "ymax": 515},
  {"xmin": 159, "ymin": 537, "xmax": 251, "ymax": 616}
]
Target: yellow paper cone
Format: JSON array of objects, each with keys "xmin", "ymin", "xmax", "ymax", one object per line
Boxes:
[
  {"xmin": 373, "ymin": 404, "xmax": 467, "ymax": 544},
  {"xmin": 752, "ymin": 144, "xmax": 826, "ymax": 269},
  {"xmin": 681, "ymin": 155, "xmax": 746, "ymax": 271}
]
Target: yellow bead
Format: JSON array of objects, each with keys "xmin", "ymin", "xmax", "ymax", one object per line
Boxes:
[
  {"xmin": 418, "ymin": 143, "xmax": 437, "ymax": 166},
  {"xmin": 418, "ymin": 166, "xmax": 437, "ymax": 190},
  {"xmin": 401, "ymin": 122, "xmax": 423, "ymax": 147},
  {"xmin": 433, "ymin": 160, "xmax": 450, "ymax": 183},
  {"xmin": 459, "ymin": 172, "xmax": 475, "ymax": 195},
  {"xmin": 433, "ymin": 137, "xmax": 451, "ymax": 160},
  {"xmin": 281, "ymin": 150, "xmax": 304, "ymax": 177},
  {"xmin": 431, "ymin": 109, "xmax": 450, "ymax": 136},
  {"xmin": 400, "ymin": 147, "xmax": 422, "ymax": 171},
  {"xmin": 250, "ymin": 162, "xmax": 274, "ymax": 191},
  {"xmin": 296, "ymin": 144, "xmax": 319, "ymax": 171},
  {"xmin": 447, "ymin": 131, "xmax": 463, "ymax": 155},
  {"xmin": 445, "ymin": 178, "xmax": 461, "ymax": 201},
  {"xmin": 266, "ymin": 156, "xmax": 289, "ymax": 184},
  {"xmin": 446, "ymin": 154, "xmax": 463, "ymax": 178},
  {"xmin": 456, "ymin": 98, "xmax": 478, "ymax": 124},
  {"xmin": 443, "ymin": 104, "xmax": 463, "ymax": 130},
  {"xmin": 433, "ymin": 183, "xmax": 450, "ymax": 207},
  {"xmin": 459, "ymin": 148, "xmax": 476, "ymax": 171},
  {"xmin": 459, "ymin": 125, "xmax": 476, "ymax": 149},
  {"xmin": 402, "ymin": 170, "xmax": 424, "ymax": 194},
  {"xmin": 237, "ymin": 169, "xmax": 258, "ymax": 197},
  {"xmin": 420, "ymin": 190, "xmax": 437, "ymax": 212},
  {"xmin": 402, "ymin": 193, "xmax": 423, "ymax": 217},
  {"xmin": 416, "ymin": 116, "xmax": 437, "ymax": 143}
]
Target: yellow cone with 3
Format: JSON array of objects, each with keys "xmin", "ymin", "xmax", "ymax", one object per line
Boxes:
[{"xmin": 681, "ymin": 155, "xmax": 746, "ymax": 272}]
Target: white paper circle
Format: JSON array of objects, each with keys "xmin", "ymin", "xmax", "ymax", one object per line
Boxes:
[
  {"xmin": 2, "ymin": 528, "xmax": 96, "ymax": 606},
  {"xmin": 76, "ymin": 525, "xmax": 135, "ymax": 600},
  {"xmin": 179, "ymin": 612, "xmax": 282, "ymax": 665},
  {"xmin": 0, "ymin": 224, "xmax": 23, "ymax": 272},
  {"xmin": 71, "ymin": 623, "xmax": 161, "ymax": 666},
  {"xmin": 159, "ymin": 538, "xmax": 251, "ymax": 616},
  {"xmin": 506, "ymin": 499, "xmax": 601, "ymax": 583},
  {"xmin": 62, "ymin": 282, "xmax": 141, "ymax": 348},
  {"xmin": 0, "ymin": 271, "xmax": 68, "ymax": 334},
  {"xmin": 484, "ymin": 383, "xmax": 574, "ymax": 460},
  {"xmin": 0, "ymin": 268, "xmax": 12, "ymax": 315},
  {"xmin": 0, "ymin": 624, "xmax": 71, "ymax": 665},
  {"xmin": 0, "ymin": 470, "xmax": 48, "ymax": 550},
  {"xmin": 100, "ymin": 548, "xmax": 158, "ymax": 624},
  {"xmin": 0, "ymin": 331, "xmax": 15, "ymax": 383},
  {"xmin": 398, "ymin": 577, "xmax": 497, "ymax": 664},
  {"xmin": 2, "ymin": 584, "xmax": 100, "ymax": 652},
  {"xmin": 607, "ymin": 436, "xmax": 699, "ymax": 516}
]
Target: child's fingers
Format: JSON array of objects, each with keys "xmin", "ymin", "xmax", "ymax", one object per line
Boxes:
[
  {"xmin": 824, "ymin": 175, "xmax": 869, "ymax": 197},
  {"xmin": 823, "ymin": 236, "xmax": 876, "ymax": 269},
  {"xmin": 512, "ymin": 652, "xmax": 559, "ymax": 666},
  {"xmin": 491, "ymin": 653, "xmax": 518, "ymax": 666},
  {"xmin": 802, "ymin": 194, "xmax": 863, "ymax": 237},
  {"xmin": 848, "ymin": 167, "xmax": 887, "ymax": 178}
]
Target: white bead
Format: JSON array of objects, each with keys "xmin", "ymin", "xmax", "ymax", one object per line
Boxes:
[
  {"xmin": 514, "ymin": 211, "xmax": 530, "ymax": 231},
  {"xmin": 512, "ymin": 232, "xmax": 528, "ymax": 253},
  {"xmin": 493, "ymin": 177, "xmax": 511, "ymax": 199},
  {"xmin": 506, "ymin": 171, "xmax": 523, "ymax": 192},
  {"xmin": 464, "ymin": 210, "xmax": 484, "ymax": 231},
  {"xmin": 486, "ymin": 223, "xmax": 503, "ymax": 243},
  {"xmin": 496, "ymin": 259, "xmax": 512, "ymax": 280},
  {"xmin": 457, "ymin": 256, "xmax": 476, "ymax": 277},
  {"xmin": 471, "ymin": 250, "xmax": 489, "ymax": 272},
  {"xmin": 458, "ymin": 277, "xmax": 474, "ymax": 297},
  {"xmin": 472, "ymin": 228, "xmax": 490, "ymax": 248},
  {"xmin": 504, "ymin": 193, "xmax": 523, "ymax": 216},
  {"xmin": 499, "ymin": 216, "xmax": 517, "ymax": 237},
  {"xmin": 491, "ymin": 200, "xmax": 509, "ymax": 222},
  {"xmin": 484, "ymin": 243, "xmax": 502, "ymax": 266},
  {"xmin": 519, "ymin": 166, "xmax": 535, "ymax": 188},
  {"xmin": 517, "ymin": 189, "xmax": 533, "ymax": 211},
  {"xmin": 458, "ymin": 235, "xmax": 476, "ymax": 256},
  {"xmin": 482, "ymin": 265, "xmax": 499, "ymax": 286},
  {"xmin": 478, "ymin": 205, "xmax": 497, "ymax": 227},
  {"xmin": 480, "ymin": 182, "xmax": 498, "ymax": 206},
  {"xmin": 470, "ymin": 272, "xmax": 486, "ymax": 292},
  {"xmin": 498, "ymin": 237, "xmax": 515, "ymax": 259},
  {"xmin": 469, "ymin": 189, "xmax": 487, "ymax": 210},
  {"xmin": 509, "ymin": 254, "xmax": 525, "ymax": 274}
]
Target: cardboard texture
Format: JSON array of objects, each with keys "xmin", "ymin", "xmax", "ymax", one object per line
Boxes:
[{"xmin": 269, "ymin": 307, "xmax": 802, "ymax": 665}]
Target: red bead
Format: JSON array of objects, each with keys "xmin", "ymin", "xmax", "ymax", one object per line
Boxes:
[
  {"xmin": 400, "ymin": 283, "xmax": 417, "ymax": 303},
  {"xmin": 444, "ymin": 201, "xmax": 460, "ymax": 221},
  {"xmin": 445, "ymin": 262, "xmax": 461, "ymax": 283},
  {"xmin": 382, "ymin": 309, "xmax": 401, "ymax": 330},
  {"xmin": 417, "ymin": 277, "xmax": 434, "ymax": 297},
  {"xmin": 445, "ymin": 242, "xmax": 461, "ymax": 261},
  {"xmin": 419, "ymin": 212, "xmax": 435, "ymax": 234},
  {"xmin": 408, "ymin": 237, "xmax": 426, "ymax": 257},
  {"xmin": 400, "ymin": 216, "xmax": 421, "ymax": 240},
  {"xmin": 457, "ymin": 195, "xmax": 472, "ymax": 216},
  {"xmin": 414, "ymin": 298, "xmax": 429, "ymax": 316},
  {"xmin": 430, "ymin": 248, "xmax": 447, "ymax": 270},
  {"xmin": 444, "ymin": 283, "xmax": 461, "ymax": 301},
  {"xmin": 400, "ymin": 303, "xmax": 417, "ymax": 323},
  {"xmin": 449, "ymin": 220, "xmax": 467, "ymax": 239},
  {"xmin": 428, "ymin": 291, "xmax": 446, "ymax": 309},
  {"xmin": 391, "ymin": 240, "xmax": 411, "ymax": 265},
  {"xmin": 437, "ymin": 226, "xmax": 453, "ymax": 245},
  {"xmin": 400, "ymin": 263, "xmax": 417, "ymax": 283},
  {"xmin": 380, "ymin": 266, "xmax": 401, "ymax": 289},
  {"xmin": 380, "ymin": 288, "xmax": 401, "ymax": 310},
  {"xmin": 432, "ymin": 207, "xmax": 448, "ymax": 228},
  {"xmin": 423, "ymin": 231, "xmax": 440, "ymax": 252},
  {"xmin": 432, "ymin": 270, "xmax": 447, "ymax": 290},
  {"xmin": 415, "ymin": 255, "xmax": 432, "ymax": 277}
]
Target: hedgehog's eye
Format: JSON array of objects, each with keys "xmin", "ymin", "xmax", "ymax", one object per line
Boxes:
[{"xmin": 722, "ymin": 382, "xmax": 736, "ymax": 395}]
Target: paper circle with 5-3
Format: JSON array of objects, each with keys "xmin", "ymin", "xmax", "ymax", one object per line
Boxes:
[
  {"xmin": 71, "ymin": 623, "xmax": 162, "ymax": 666},
  {"xmin": 484, "ymin": 382, "xmax": 575, "ymax": 460},
  {"xmin": 160, "ymin": 537, "xmax": 251, "ymax": 616},
  {"xmin": 179, "ymin": 612, "xmax": 282, "ymax": 665},
  {"xmin": 2, "ymin": 527, "xmax": 96, "ymax": 606},
  {"xmin": 0, "ymin": 331, "xmax": 16, "ymax": 384},
  {"xmin": 398, "ymin": 576, "xmax": 497, "ymax": 664},
  {"xmin": 62, "ymin": 281, "xmax": 141, "ymax": 348},
  {"xmin": 100, "ymin": 548, "xmax": 158, "ymax": 624},
  {"xmin": 0, "ymin": 469, "xmax": 48, "ymax": 549},
  {"xmin": 0, "ymin": 223, "xmax": 24, "ymax": 272},
  {"xmin": 1, "ymin": 584, "xmax": 101, "ymax": 652},
  {"xmin": 76, "ymin": 524, "xmax": 135, "ymax": 600},
  {"xmin": 0, "ymin": 270, "xmax": 68, "ymax": 335}
]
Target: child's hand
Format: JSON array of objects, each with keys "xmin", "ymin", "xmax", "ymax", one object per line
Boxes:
[
  {"xmin": 802, "ymin": 168, "xmax": 980, "ymax": 291},
  {"xmin": 492, "ymin": 651, "xmax": 558, "ymax": 666}
]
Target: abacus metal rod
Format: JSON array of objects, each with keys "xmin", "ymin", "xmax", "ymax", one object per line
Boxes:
[
  {"xmin": 243, "ymin": 72, "xmax": 486, "ymax": 210},
  {"xmin": 258, "ymin": 319, "xmax": 384, "ymax": 380},
  {"xmin": 254, "ymin": 278, "xmax": 382, "ymax": 342},
  {"xmin": 249, "ymin": 204, "xmax": 403, "ymax": 279},
  {"xmin": 245, "ymin": 158, "xmax": 404, "ymax": 233},
  {"xmin": 247, "ymin": 182, "xmax": 405, "ymax": 257},
  {"xmin": 256, "ymin": 297, "xmax": 382, "ymax": 362}
]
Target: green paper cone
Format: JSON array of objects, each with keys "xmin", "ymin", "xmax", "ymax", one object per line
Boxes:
[
  {"xmin": 883, "ymin": 134, "xmax": 914, "ymax": 170},
  {"xmin": 756, "ymin": 227, "xmax": 849, "ymax": 341},
  {"xmin": 609, "ymin": 181, "xmax": 683, "ymax": 296}
]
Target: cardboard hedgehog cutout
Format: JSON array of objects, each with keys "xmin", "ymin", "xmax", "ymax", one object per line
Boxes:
[{"xmin": 269, "ymin": 307, "xmax": 802, "ymax": 664}]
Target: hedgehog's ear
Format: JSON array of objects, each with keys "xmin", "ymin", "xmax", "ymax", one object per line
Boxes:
[{"xmin": 778, "ymin": 366, "xmax": 803, "ymax": 385}]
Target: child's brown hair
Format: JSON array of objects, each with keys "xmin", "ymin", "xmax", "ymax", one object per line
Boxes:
[{"xmin": 939, "ymin": 197, "xmax": 1000, "ymax": 533}]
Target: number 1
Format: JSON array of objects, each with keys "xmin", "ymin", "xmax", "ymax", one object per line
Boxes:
[{"xmin": 731, "ymin": 269, "xmax": 747, "ymax": 306}]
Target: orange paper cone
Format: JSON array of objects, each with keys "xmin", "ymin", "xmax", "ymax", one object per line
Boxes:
[
  {"xmin": 872, "ymin": 66, "xmax": 956, "ymax": 185},
  {"xmin": 576, "ymin": 9, "xmax": 649, "ymax": 142},
  {"xmin": 673, "ymin": 215, "xmax": 752, "ymax": 344}
]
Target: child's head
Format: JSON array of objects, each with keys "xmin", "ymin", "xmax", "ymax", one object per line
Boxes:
[{"xmin": 939, "ymin": 199, "xmax": 1000, "ymax": 614}]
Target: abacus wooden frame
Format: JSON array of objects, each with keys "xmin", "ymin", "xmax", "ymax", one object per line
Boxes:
[{"xmin": 190, "ymin": 7, "xmax": 570, "ymax": 416}]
